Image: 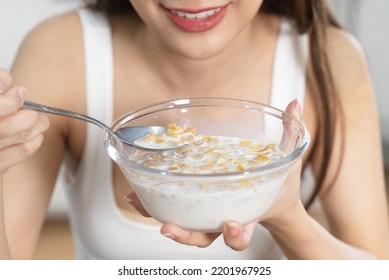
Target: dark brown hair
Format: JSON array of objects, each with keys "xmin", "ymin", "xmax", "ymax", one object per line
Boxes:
[{"xmin": 85, "ymin": 0, "xmax": 344, "ymax": 208}]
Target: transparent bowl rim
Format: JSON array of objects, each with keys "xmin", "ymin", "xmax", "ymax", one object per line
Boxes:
[{"xmin": 103, "ymin": 97, "xmax": 310, "ymax": 179}]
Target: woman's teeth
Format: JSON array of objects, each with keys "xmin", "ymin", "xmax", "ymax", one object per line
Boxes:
[{"xmin": 170, "ymin": 8, "xmax": 221, "ymax": 19}]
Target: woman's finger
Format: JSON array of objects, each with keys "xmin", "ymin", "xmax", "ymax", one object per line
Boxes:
[
  {"xmin": 0, "ymin": 115, "xmax": 49, "ymax": 151},
  {"xmin": 222, "ymin": 221, "xmax": 256, "ymax": 251},
  {"xmin": 0, "ymin": 109, "xmax": 46, "ymax": 140},
  {"xmin": 160, "ymin": 224, "xmax": 221, "ymax": 248},
  {"xmin": 280, "ymin": 99, "xmax": 303, "ymax": 152},
  {"xmin": 0, "ymin": 133, "xmax": 45, "ymax": 172},
  {"xmin": 125, "ymin": 191, "xmax": 221, "ymax": 247},
  {"xmin": 125, "ymin": 191, "xmax": 151, "ymax": 217},
  {"xmin": 0, "ymin": 87, "xmax": 26, "ymax": 117},
  {"xmin": 0, "ymin": 68, "xmax": 13, "ymax": 94}
]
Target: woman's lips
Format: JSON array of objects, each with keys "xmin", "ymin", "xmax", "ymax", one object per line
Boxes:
[{"xmin": 163, "ymin": 5, "xmax": 228, "ymax": 32}]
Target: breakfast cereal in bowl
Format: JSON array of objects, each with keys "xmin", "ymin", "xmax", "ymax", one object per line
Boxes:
[{"xmin": 103, "ymin": 98, "xmax": 309, "ymax": 231}]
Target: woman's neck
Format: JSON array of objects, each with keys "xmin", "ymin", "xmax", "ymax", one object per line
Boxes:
[{"xmin": 134, "ymin": 14, "xmax": 280, "ymax": 97}]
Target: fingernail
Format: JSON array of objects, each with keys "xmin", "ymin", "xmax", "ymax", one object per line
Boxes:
[
  {"xmin": 125, "ymin": 195, "xmax": 137, "ymax": 208},
  {"xmin": 291, "ymin": 99, "xmax": 302, "ymax": 118},
  {"xmin": 124, "ymin": 195, "xmax": 132, "ymax": 203},
  {"xmin": 162, "ymin": 232, "xmax": 176, "ymax": 240},
  {"xmin": 226, "ymin": 222, "xmax": 240, "ymax": 238},
  {"xmin": 17, "ymin": 87, "xmax": 27, "ymax": 106}
]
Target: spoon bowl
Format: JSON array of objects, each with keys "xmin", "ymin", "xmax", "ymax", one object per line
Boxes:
[{"xmin": 22, "ymin": 100, "xmax": 181, "ymax": 151}]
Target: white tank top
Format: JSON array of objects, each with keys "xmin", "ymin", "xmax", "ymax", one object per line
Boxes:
[{"xmin": 65, "ymin": 8, "xmax": 308, "ymax": 260}]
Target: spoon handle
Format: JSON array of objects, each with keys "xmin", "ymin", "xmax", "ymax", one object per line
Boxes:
[{"xmin": 22, "ymin": 100, "xmax": 112, "ymax": 135}]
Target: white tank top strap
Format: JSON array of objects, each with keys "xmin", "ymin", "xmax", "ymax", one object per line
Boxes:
[
  {"xmin": 265, "ymin": 18, "xmax": 308, "ymax": 138},
  {"xmin": 270, "ymin": 18, "xmax": 309, "ymax": 110},
  {"xmin": 75, "ymin": 8, "xmax": 114, "ymax": 188},
  {"xmin": 73, "ymin": 7, "xmax": 114, "ymax": 196},
  {"xmin": 78, "ymin": 8, "xmax": 113, "ymax": 124},
  {"xmin": 67, "ymin": 9, "xmax": 116, "ymax": 259}
]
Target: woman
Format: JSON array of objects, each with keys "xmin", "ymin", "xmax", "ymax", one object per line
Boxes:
[{"xmin": 1, "ymin": 0, "xmax": 388, "ymax": 259}]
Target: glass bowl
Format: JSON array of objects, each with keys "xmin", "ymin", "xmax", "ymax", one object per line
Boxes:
[{"xmin": 103, "ymin": 98, "xmax": 310, "ymax": 232}]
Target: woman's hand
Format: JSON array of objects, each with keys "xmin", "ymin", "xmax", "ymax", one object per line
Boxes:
[
  {"xmin": 126, "ymin": 100, "xmax": 304, "ymax": 251},
  {"xmin": 258, "ymin": 100, "xmax": 304, "ymax": 225},
  {"xmin": 126, "ymin": 191, "xmax": 254, "ymax": 249},
  {"xmin": 0, "ymin": 68, "xmax": 49, "ymax": 174}
]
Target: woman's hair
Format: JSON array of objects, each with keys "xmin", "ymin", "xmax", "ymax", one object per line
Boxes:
[{"xmin": 85, "ymin": 0, "xmax": 344, "ymax": 208}]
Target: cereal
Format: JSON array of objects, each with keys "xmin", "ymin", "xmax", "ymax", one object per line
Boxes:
[{"xmin": 130, "ymin": 123, "xmax": 285, "ymax": 174}]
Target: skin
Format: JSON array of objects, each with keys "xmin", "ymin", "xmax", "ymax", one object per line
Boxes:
[{"xmin": 1, "ymin": 0, "xmax": 388, "ymax": 259}]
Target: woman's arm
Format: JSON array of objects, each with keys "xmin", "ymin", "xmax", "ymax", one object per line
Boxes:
[
  {"xmin": 316, "ymin": 27, "xmax": 389, "ymax": 258},
  {"xmin": 1, "ymin": 177, "xmax": 11, "ymax": 259},
  {"xmin": 0, "ymin": 12, "xmax": 83, "ymax": 259},
  {"xmin": 261, "ymin": 27, "xmax": 389, "ymax": 259},
  {"xmin": 0, "ymin": 68, "xmax": 49, "ymax": 259}
]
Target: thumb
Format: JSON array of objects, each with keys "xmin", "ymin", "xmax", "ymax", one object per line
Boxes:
[
  {"xmin": 0, "ymin": 86, "xmax": 27, "ymax": 117},
  {"xmin": 0, "ymin": 68, "xmax": 26, "ymax": 116},
  {"xmin": 280, "ymin": 99, "xmax": 303, "ymax": 152},
  {"xmin": 0, "ymin": 68, "xmax": 13, "ymax": 94},
  {"xmin": 285, "ymin": 99, "xmax": 303, "ymax": 120}
]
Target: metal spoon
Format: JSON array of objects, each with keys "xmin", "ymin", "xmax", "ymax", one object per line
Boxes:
[{"xmin": 22, "ymin": 100, "xmax": 182, "ymax": 151}]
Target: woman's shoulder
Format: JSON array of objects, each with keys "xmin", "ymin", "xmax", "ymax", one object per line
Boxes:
[
  {"xmin": 18, "ymin": 11, "xmax": 82, "ymax": 56},
  {"xmin": 12, "ymin": 11, "xmax": 85, "ymax": 109},
  {"xmin": 325, "ymin": 26, "xmax": 371, "ymax": 98},
  {"xmin": 14, "ymin": 10, "xmax": 84, "ymax": 70},
  {"xmin": 326, "ymin": 25, "xmax": 367, "ymax": 68}
]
